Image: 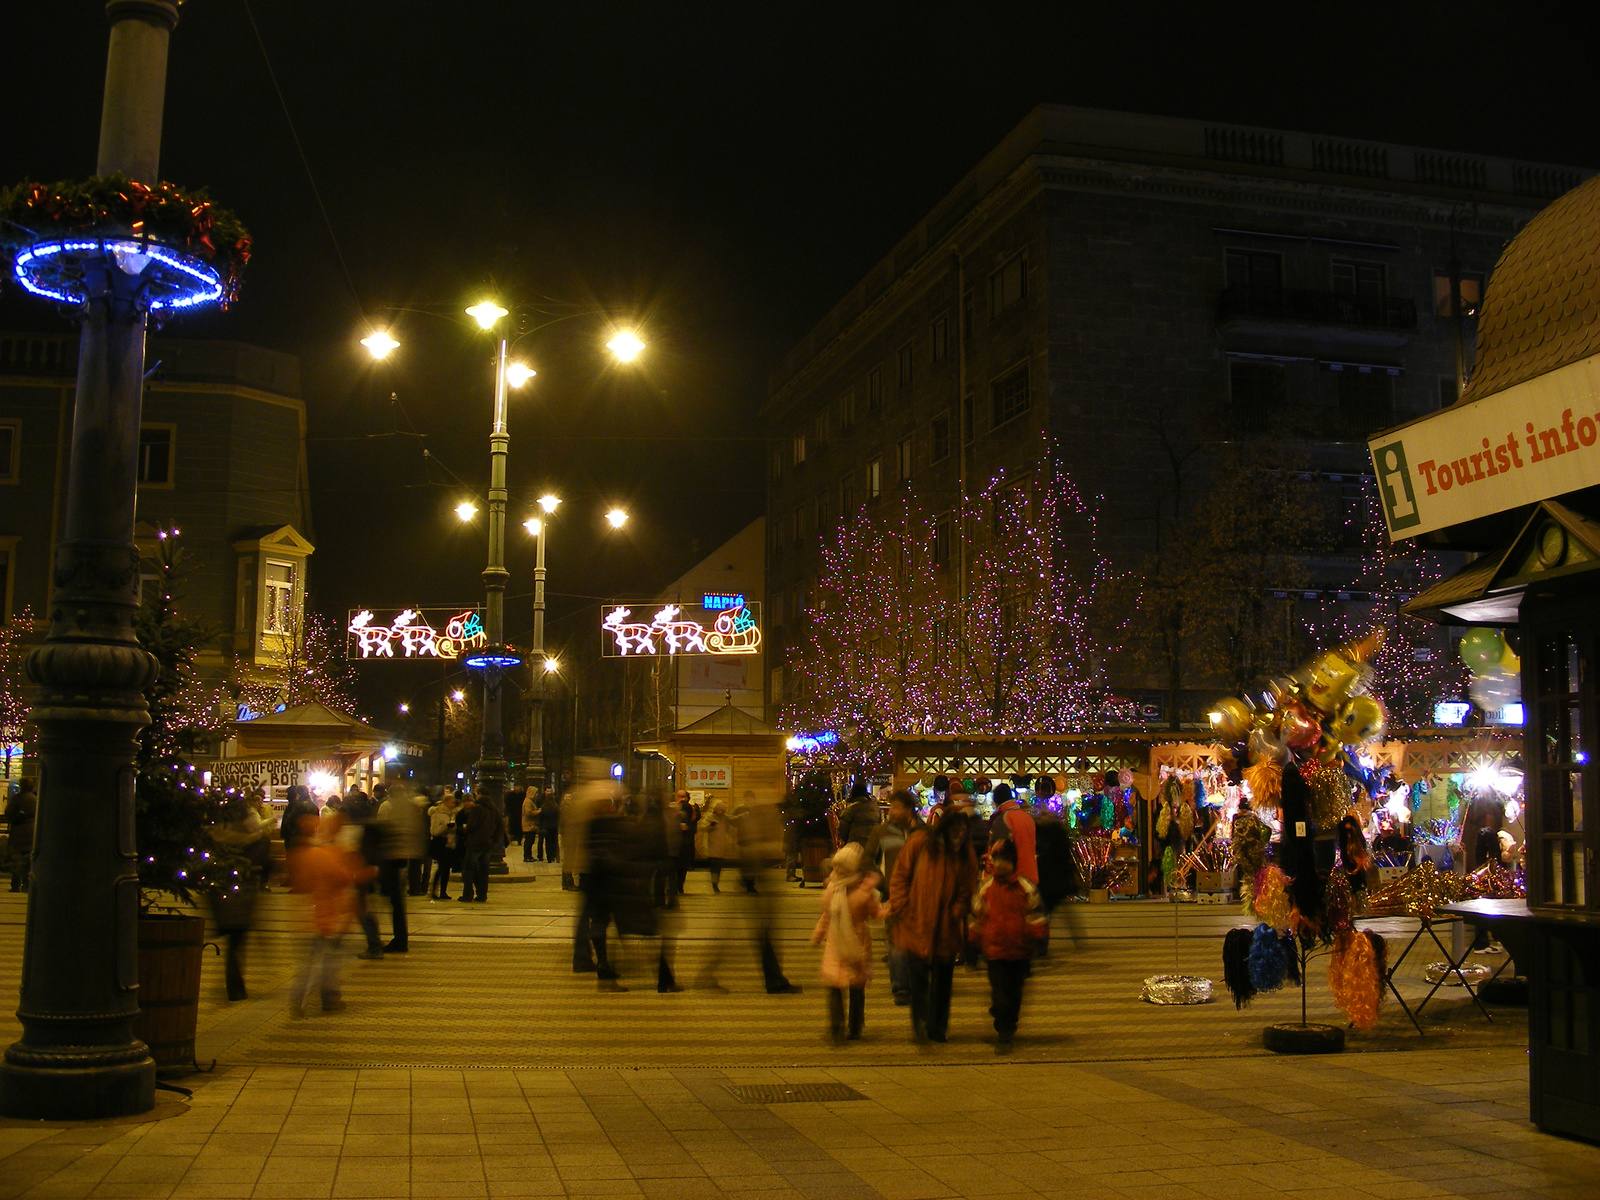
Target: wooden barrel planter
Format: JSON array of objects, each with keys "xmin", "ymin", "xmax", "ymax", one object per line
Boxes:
[
  {"xmin": 800, "ymin": 837, "xmax": 830, "ymax": 884},
  {"xmin": 131, "ymin": 913, "xmax": 206, "ymax": 1069}
]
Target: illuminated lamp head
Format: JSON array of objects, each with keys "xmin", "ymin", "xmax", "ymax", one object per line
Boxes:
[
  {"xmin": 466, "ymin": 300, "xmax": 508, "ymax": 330},
  {"xmin": 606, "ymin": 330, "xmax": 645, "ymax": 362}
]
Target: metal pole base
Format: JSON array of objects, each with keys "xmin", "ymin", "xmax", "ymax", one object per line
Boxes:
[{"xmin": 0, "ymin": 1046, "xmax": 155, "ymax": 1120}]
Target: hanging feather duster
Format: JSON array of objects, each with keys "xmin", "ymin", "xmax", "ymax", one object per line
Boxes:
[
  {"xmin": 1161, "ymin": 845, "xmax": 1178, "ymax": 886},
  {"xmin": 1231, "ymin": 812, "xmax": 1271, "ymax": 878},
  {"xmin": 1282, "ymin": 932, "xmax": 1302, "ymax": 986},
  {"xmin": 1248, "ymin": 923, "xmax": 1289, "ymax": 993},
  {"xmin": 1100, "ymin": 794, "xmax": 1115, "ymax": 831},
  {"xmin": 1324, "ymin": 867, "xmax": 1353, "ymax": 936},
  {"xmin": 1250, "ymin": 864, "xmax": 1292, "ymax": 930},
  {"xmin": 1307, "ymin": 764, "xmax": 1353, "ymax": 830},
  {"xmin": 1222, "ymin": 927, "xmax": 1257, "ymax": 1009},
  {"xmin": 1177, "ymin": 802, "xmax": 1196, "ymax": 840},
  {"xmin": 1328, "ymin": 929, "xmax": 1381, "ymax": 1031},
  {"xmin": 1244, "ymin": 761, "xmax": 1282, "ymax": 814},
  {"xmin": 1180, "ymin": 777, "xmax": 1196, "ymax": 806}
]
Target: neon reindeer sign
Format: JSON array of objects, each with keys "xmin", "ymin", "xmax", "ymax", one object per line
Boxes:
[
  {"xmin": 601, "ymin": 601, "xmax": 762, "ymax": 657},
  {"xmin": 346, "ymin": 608, "xmax": 487, "ymax": 660}
]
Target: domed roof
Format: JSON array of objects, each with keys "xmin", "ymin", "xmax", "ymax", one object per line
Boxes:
[{"xmin": 1463, "ymin": 171, "xmax": 1600, "ymax": 403}]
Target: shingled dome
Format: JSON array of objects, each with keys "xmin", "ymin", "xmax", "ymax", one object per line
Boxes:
[{"xmin": 1463, "ymin": 171, "xmax": 1600, "ymax": 403}]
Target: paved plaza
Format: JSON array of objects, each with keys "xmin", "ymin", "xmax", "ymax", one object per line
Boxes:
[{"xmin": 0, "ymin": 868, "xmax": 1595, "ymax": 1199}]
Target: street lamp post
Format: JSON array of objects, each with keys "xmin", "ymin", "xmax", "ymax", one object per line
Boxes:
[{"xmin": 0, "ymin": 0, "xmax": 184, "ymax": 1119}]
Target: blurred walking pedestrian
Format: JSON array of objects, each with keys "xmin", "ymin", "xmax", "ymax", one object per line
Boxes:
[
  {"xmin": 427, "ymin": 788, "xmax": 461, "ymax": 900},
  {"xmin": 987, "ymin": 783, "xmax": 1038, "ymax": 883},
  {"xmin": 279, "ymin": 784, "xmax": 318, "ymax": 852},
  {"xmin": 286, "ymin": 809, "xmax": 374, "ymax": 1016},
  {"xmin": 567, "ymin": 758, "xmax": 616, "ymax": 971},
  {"xmin": 341, "ymin": 789, "xmax": 387, "ymax": 958},
  {"xmin": 865, "ymin": 790, "xmax": 923, "ymax": 1005},
  {"xmin": 968, "ymin": 839, "xmax": 1047, "ymax": 1051},
  {"xmin": 521, "ymin": 786, "xmax": 540, "ymax": 862},
  {"xmin": 701, "ymin": 800, "xmax": 735, "ymax": 892},
  {"xmin": 208, "ymin": 793, "xmax": 266, "ymax": 1000},
  {"xmin": 694, "ymin": 793, "xmax": 801, "ymax": 994},
  {"xmin": 376, "ymin": 784, "xmax": 428, "ymax": 953},
  {"xmin": 670, "ymin": 788, "xmax": 699, "ymax": 896},
  {"xmin": 889, "ymin": 808, "xmax": 978, "ymax": 1042},
  {"xmin": 811, "ymin": 842, "xmax": 885, "ymax": 1041}
]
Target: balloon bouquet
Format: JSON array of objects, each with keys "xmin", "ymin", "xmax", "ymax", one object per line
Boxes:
[
  {"xmin": 1459, "ymin": 627, "xmax": 1521, "ymax": 717},
  {"xmin": 1211, "ymin": 630, "xmax": 1393, "ymax": 1031}
]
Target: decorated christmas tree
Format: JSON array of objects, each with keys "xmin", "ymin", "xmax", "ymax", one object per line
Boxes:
[{"xmin": 0, "ymin": 607, "xmax": 37, "ymax": 780}]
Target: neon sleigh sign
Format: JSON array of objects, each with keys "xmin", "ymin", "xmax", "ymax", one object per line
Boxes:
[
  {"xmin": 602, "ymin": 603, "xmax": 761, "ymax": 657},
  {"xmin": 347, "ymin": 608, "xmax": 487, "ymax": 660}
]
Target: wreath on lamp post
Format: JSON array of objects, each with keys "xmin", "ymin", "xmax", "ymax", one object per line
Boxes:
[{"xmin": 0, "ymin": 173, "xmax": 251, "ymax": 306}]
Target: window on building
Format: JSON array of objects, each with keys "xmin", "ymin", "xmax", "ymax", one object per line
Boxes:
[
  {"xmin": 989, "ymin": 252, "xmax": 1028, "ymax": 316},
  {"xmin": 814, "ymin": 410, "xmax": 829, "ymax": 449},
  {"xmin": 898, "ymin": 341, "xmax": 915, "ymax": 387},
  {"xmin": 1335, "ymin": 369, "xmax": 1394, "ymax": 439},
  {"xmin": 1225, "ymin": 249, "xmax": 1282, "ymax": 297},
  {"xmin": 962, "ymin": 393, "xmax": 975, "ymax": 445},
  {"xmin": 771, "ymin": 449, "xmax": 783, "ymax": 481},
  {"xmin": 0, "ymin": 547, "xmax": 12, "ymax": 623},
  {"xmin": 1434, "ymin": 273, "xmax": 1483, "ymax": 318},
  {"xmin": 137, "ymin": 425, "xmax": 173, "ymax": 486},
  {"xmin": 1332, "ymin": 260, "xmax": 1386, "ymax": 296},
  {"xmin": 1228, "ymin": 361, "xmax": 1286, "ymax": 434},
  {"xmin": 991, "ymin": 365, "xmax": 1029, "ymax": 428},
  {"xmin": 771, "ymin": 591, "xmax": 785, "ymax": 627},
  {"xmin": 792, "ymin": 432, "xmax": 806, "ymax": 466},
  {"xmin": 868, "ymin": 458, "xmax": 883, "ymax": 499},
  {"xmin": 0, "ymin": 421, "xmax": 17, "ymax": 483},
  {"xmin": 867, "ymin": 368, "xmax": 883, "ymax": 413},
  {"xmin": 931, "ymin": 314, "xmax": 949, "ymax": 363},
  {"xmin": 793, "ymin": 505, "xmax": 806, "ymax": 540},
  {"xmin": 815, "ymin": 491, "xmax": 830, "ymax": 531},
  {"xmin": 770, "ymin": 666, "xmax": 784, "ymax": 703},
  {"xmin": 963, "ymin": 289, "xmax": 975, "ymax": 339},
  {"xmin": 840, "ymin": 472, "xmax": 855, "ymax": 515},
  {"xmin": 897, "ymin": 435, "xmax": 913, "ymax": 484},
  {"xmin": 263, "ymin": 559, "xmax": 297, "ymax": 635},
  {"xmin": 839, "ymin": 389, "xmax": 856, "ymax": 432},
  {"xmin": 932, "ymin": 514, "xmax": 951, "ymax": 568},
  {"xmin": 930, "ymin": 413, "xmax": 951, "ymax": 464}
]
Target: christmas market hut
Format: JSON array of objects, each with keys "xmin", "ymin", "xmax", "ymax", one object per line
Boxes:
[
  {"xmin": 633, "ymin": 703, "xmax": 788, "ymax": 807},
  {"xmin": 213, "ymin": 702, "xmax": 409, "ymax": 804},
  {"xmin": 1366, "ymin": 171, "xmax": 1600, "ymax": 1140}
]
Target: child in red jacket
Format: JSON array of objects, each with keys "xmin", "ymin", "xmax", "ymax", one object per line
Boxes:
[{"xmin": 969, "ymin": 839, "xmax": 1048, "ymax": 1050}]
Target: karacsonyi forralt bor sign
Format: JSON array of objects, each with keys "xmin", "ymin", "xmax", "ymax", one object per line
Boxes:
[
  {"xmin": 602, "ymin": 601, "xmax": 761, "ymax": 657},
  {"xmin": 347, "ymin": 608, "xmax": 485, "ymax": 660},
  {"xmin": 211, "ymin": 758, "xmax": 311, "ymax": 789},
  {"xmin": 1368, "ymin": 353, "xmax": 1600, "ymax": 541}
]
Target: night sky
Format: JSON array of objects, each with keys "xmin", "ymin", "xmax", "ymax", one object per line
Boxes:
[{"xmin": 4, "ymin": 2, "xmax": 1594, "ymax": 716}]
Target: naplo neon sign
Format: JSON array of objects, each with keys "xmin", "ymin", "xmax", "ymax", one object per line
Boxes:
[
  {"xmin": 602, "ymin": 601, "xmax": 762, "ymax": 657},
  {"xmin": 347, "ymin": 608, "xmax": 486, "ymax": 660}
]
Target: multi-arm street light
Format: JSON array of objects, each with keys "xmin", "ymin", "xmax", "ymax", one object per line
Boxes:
[{"xmin": 361, "ymin": 310, "xmax": 644, "ymax": 813}]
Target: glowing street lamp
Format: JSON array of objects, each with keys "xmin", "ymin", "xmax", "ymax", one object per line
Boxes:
[
  {"xmin": 466, "ymin": 300, "xmax": 508, "ymax": 330},
  {"xmin": 538, "ymin": 493, "xmax": 560, "ymax": 514},
  {"xmin": 399, "ymin": 702, "xmax": 410, "ymax": 714},
  {"xmin": 451, "ymin": 689, "xmax": 465, "ymax": 703},
  {"xmin": 504, "ymin": 362, "xmax": 535, "ymax": 388},
  {"xmin": 606, "ymin": 330, "xmax": 645, "ymax": 362},
  {"xmin": 605, "ymin": 507, "xmax": 629, "ymax": 529},
  {"xmin": 455, "ymin": 500, "xmax": 478, "ymax": 522},
  {"xmin": 523, "ymin": 517, "xmax": 542, "ymax": 537},
  {"xmin": 361, "ymin": 329, "xmax": 400, "ymax": 359},
  {"xmin": 542, "ymin": 656, "xmax": 560, "ymax": 674}
]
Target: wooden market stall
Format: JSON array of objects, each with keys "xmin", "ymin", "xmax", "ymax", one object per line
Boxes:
[
  {"xmin": 213, "ymin": 702, "xmax": 404, "ymax": 803},
  {"xmin": 633, "ymin": 704, "xmax": 789, "ymax": 806}
]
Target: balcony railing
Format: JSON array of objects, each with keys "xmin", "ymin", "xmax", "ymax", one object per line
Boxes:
[{"xmin": 1219, "ymin": 285, "xmax": 1417, "ymax": 330}]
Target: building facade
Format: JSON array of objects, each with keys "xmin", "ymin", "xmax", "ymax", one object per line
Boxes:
[
  {"xmin": 0, "ymin": 331, "xmax": 314, "ymax": 692},
  {"xmin": 763, "ymin": 105, "xmax": 1590, "ymax": 723}
]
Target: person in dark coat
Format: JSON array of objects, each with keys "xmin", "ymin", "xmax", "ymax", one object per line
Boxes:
[
  {"xmin": 670, "ymin": 789, "xmax": 699, "ymax": 896},
  {"xmin": 280, "ymin": 784, "xmax": 318, "ymax": 851},
  {"xmin": 5, "ymin": 778, "xmax": 38, "ymax": 892},
  {"xmin": 837, "ymin": 783, "xmax": 882, "ymax": 847},
  {"xmin": 539, "ymin": 789, "xmax": 561, "ymax": 862}
]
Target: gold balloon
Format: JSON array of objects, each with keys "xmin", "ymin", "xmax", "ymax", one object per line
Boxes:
[
  {"xmin": 1209, "ymin": 697, "xmax": 1253, "ymax": 742},
  {"xmin": 1304, "ymin": 650, "xmax": 1361, "ymax": 716}
]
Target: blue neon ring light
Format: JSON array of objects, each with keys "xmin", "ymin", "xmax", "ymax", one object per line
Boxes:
[{"xmin": 13, "ymin": 236, "xmax": 224, "ymax": 311}]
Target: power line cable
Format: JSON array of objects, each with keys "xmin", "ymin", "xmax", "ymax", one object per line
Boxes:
[{"xmin": 239, "ymin": 0, "xmax": 366, "ymax": 323}]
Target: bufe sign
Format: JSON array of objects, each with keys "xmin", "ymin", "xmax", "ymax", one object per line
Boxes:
[
  {"xmin": 685, "ymin": 762, "xmax": 730, "ymax": 789},
  {"xmin": 1368, "ymin": 354, "xmax": 1600, "ymax": 540}
]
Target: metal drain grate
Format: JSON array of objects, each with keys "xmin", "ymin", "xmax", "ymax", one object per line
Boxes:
[{"xmin": 725, "ymin": 1083, "xmax": 866, "ymax": 1104}]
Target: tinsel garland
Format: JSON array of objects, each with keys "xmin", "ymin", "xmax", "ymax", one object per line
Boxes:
[
  {"xmin": 1231, "ymin": 812, "xmax": 1271, "ymax": 879},
  {"xmin": 1364, "ymin": 860, "xmax": 1467, "ymax": 921},
  {"xmin": 1249, "ymin": 864, "xmax": 1292, "ymax": 930},
  {"xmin": 1307, "ymin": 763, "xmax": 1353, "ymax": 830},
  {"xmin": 1328, "ymin": 929, "xmax": 1383, "ymax": 1031},
  {"xmin": 1248, "ymin": 923, "xmax": 1289, "ymax": 992},
  {"xmin": 1324, "ymin": 867, "xmax": 1353, "ymax": 936},
  {"xmin": 1244, "ymin": 761, "xmax": 1282, "ymax": 813},
  {"xmin": 1465, "ymin": 861, "xmax": 1525, "ymax": 900},
  {"xmin": 1222, "ymin": 927, "xmax": 1257, "ymax": 1009}
]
